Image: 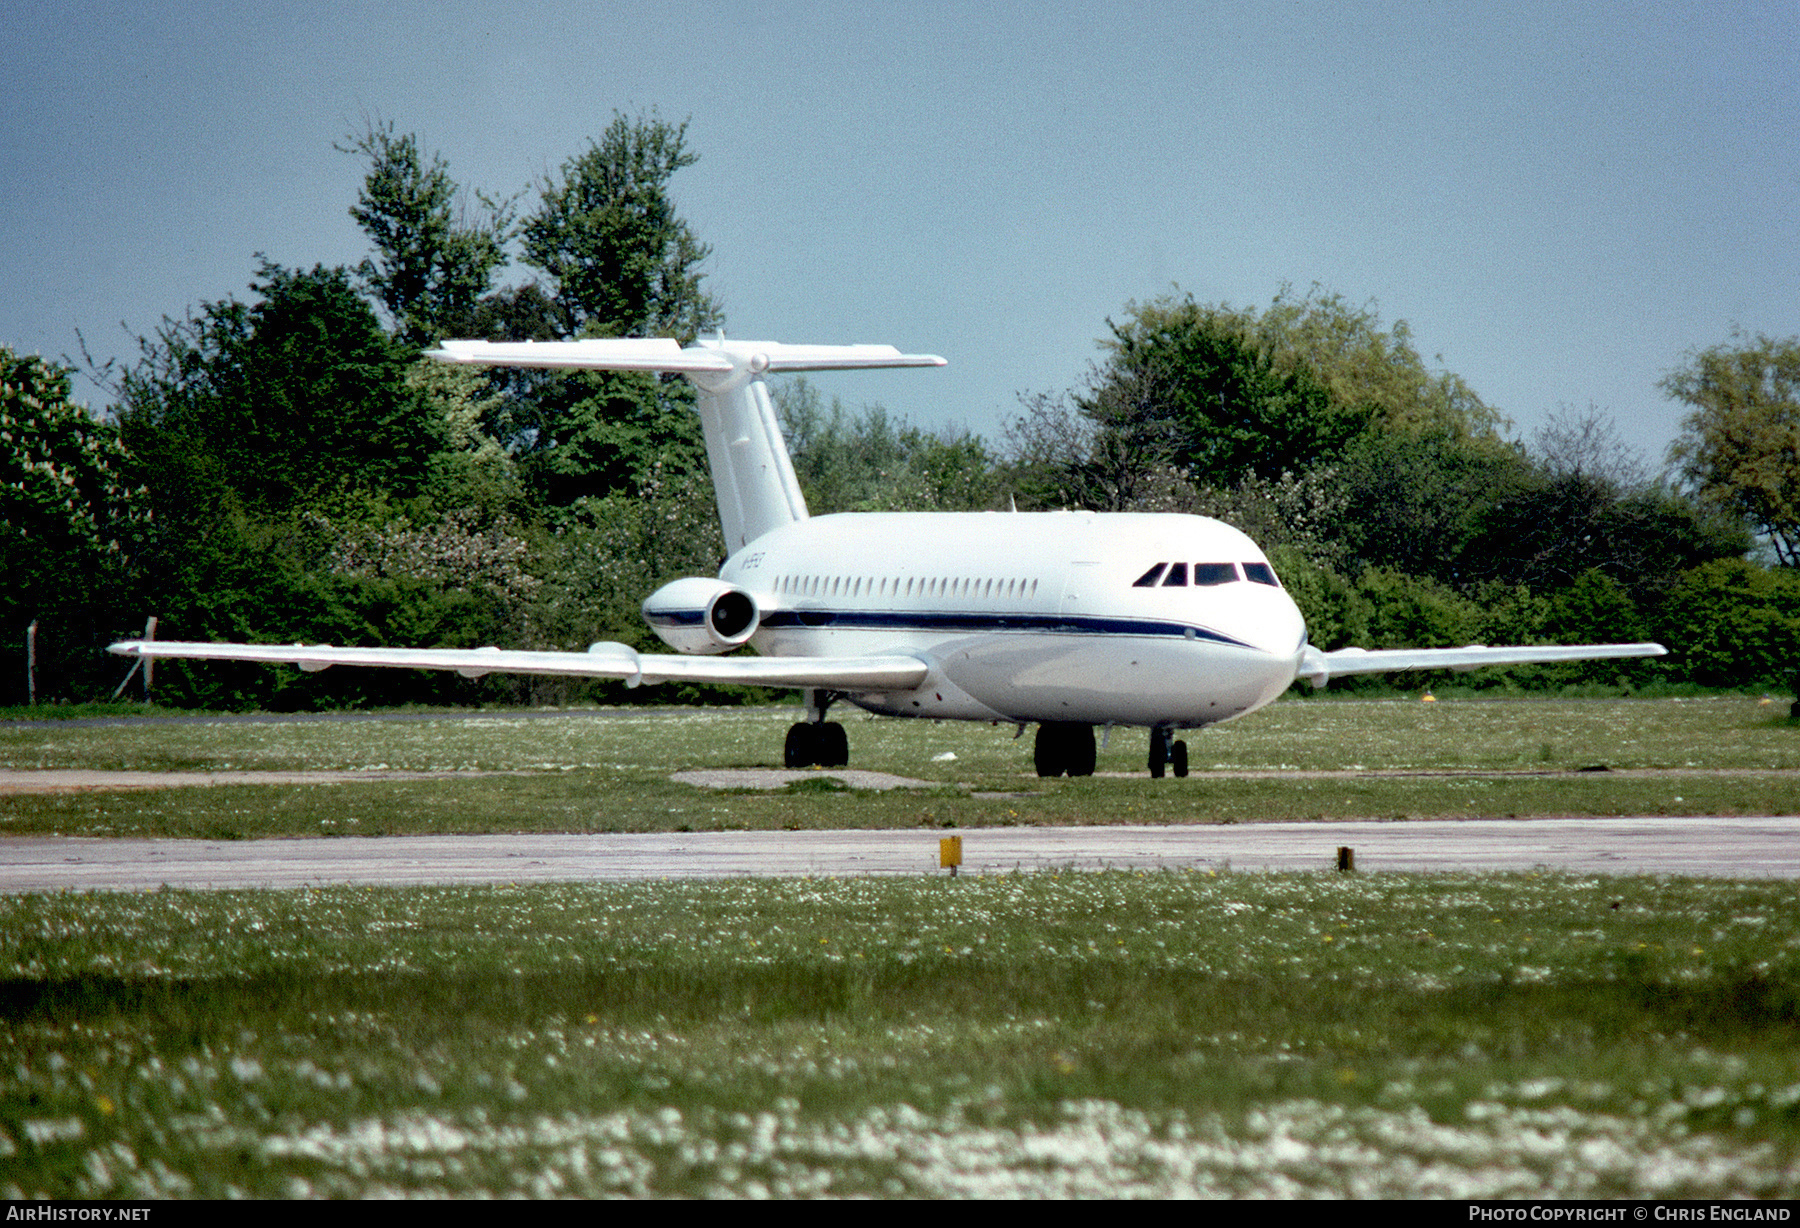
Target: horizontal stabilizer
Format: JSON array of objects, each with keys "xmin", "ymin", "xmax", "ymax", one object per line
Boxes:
[
  {"xmin": 428, "ymin": 335, "xmax": 945, "ymax": 555},
  {"xmin": 429, "ymin": 338, "xmax": 730, "ymax": 373},
  {"xmin": 428, "ymin": 338, "xmax": 946, "ymax": 376},
  {"xmin": 1298, "ymin": 641, "xmax": 1667, "ymax": 688},
  {"xmin": 107, "ymin": 640, "xmax": 930, "ymax": 692},
  {"xmin": 746, "ymin": 343, "xmax": 948, "ymax": 372}
]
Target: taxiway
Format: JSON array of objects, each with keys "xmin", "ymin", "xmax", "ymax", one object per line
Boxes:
[{"xmin": 6, "ymin": 816, "xmax": 1800, "ymax": 893}]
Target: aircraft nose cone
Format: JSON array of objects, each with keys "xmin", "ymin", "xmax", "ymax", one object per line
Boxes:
[{"xmin": 1218, "ymin": 587, "xmax": 1307, "ymax": 659}]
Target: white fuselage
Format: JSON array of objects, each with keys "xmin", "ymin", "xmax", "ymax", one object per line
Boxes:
[{"xmin": 720, "ymin": 510, "xmax": 1308, "ymax": 728}]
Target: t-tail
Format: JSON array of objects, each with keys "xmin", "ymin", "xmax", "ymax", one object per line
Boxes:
[{"xmin": 429, "ymin": 337, "xmax": 946, "ymax": 554}]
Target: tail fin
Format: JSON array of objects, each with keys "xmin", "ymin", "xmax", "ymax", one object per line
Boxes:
[{"xmin": 431, "ymin": 337, "xmax": 945, "ymax": 554}]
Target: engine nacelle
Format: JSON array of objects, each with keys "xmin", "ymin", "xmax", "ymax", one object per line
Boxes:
[{"xmin": 641, "ymin": 577, "xmax": 761, "ymax": 655}]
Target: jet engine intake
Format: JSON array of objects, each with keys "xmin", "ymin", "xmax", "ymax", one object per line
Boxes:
[{"xmin": 641, "ymin": 577, "xmax": 762, "ymax": 654}]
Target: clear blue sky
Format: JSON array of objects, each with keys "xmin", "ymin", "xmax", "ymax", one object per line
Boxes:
[{"xmin": 3, "ymin": 0, "xmax": 1793, "ymax": 466}]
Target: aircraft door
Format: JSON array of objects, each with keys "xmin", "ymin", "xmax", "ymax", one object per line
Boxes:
[{"xmin": 1059, "ymin": 559, "xmax": 1100, "ymax": 618}]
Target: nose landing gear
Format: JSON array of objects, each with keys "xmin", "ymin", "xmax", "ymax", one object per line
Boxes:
[{"xmin": 1148, "ymin": 727, "xmax": 1189, "ymax": 779}]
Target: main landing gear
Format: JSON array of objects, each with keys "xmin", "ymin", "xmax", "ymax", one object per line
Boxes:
[
  {"xmin": 1032, "ymin": 724, "xmax": 1191, "ymax": 778},
  {"xmin": 785, "ymin": 689, "xmax": 848, "ymax": 768},
  {"xmin": 782, "ymin": 701, "xmax": 1190, "ymax": 779},
  {"xmin": 1034, "ymin": 722, "xmax": 1097, "ymax": 778},
  {"xmin": 1148, "ymin": 726, "xmax": 1189, "ymax": 779},
  {"xmin": 785, "ymin": 721, "xmax": 847, "ymax": 768}
]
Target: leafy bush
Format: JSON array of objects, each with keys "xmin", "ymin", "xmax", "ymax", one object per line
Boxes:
[{"xmin": 1657, "ymin": 559, "xmax": 1800, "ymax": 688}]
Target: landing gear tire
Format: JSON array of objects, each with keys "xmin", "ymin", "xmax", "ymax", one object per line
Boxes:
[
  {"xmin": 784, "ymin": 723, "xmax": 817, "ymax": 768},
  {"xmin": 1035, "ymin": 722, "xmax": 1096, "ymax": 778},
  {"xmin": 819, "ymin": 722, "xmax": 848, "ymax": 768},
  {"xmin": 1149, "ymin": 729, "xmax": 1191, "ymax": 779},
  {"xmin": 1070, "ymin": 726, "xmax": 1096, "ymax": 777},
  {"xmin": 785, "ymin": 721, "xmax": 848, "ymax": 769}
]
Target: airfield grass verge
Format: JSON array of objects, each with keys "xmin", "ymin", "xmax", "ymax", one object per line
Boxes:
[
  {"xmin": 3, "ymin": 771, "xmax": 1800, "ymax": 840},
  {"xmin": 0, "ymin": 703, "xmax": 197, "ymax": 723},
  {"xmin": 2, "ymin": 696, "xmax": 1798, "ymax": 837},
  {"xmin": 8, "ymin": 696, "xmax": 1800, "ymax": 776},
  {"xmin": 5, "ymin": 871, "xmax": 1800, "ymax": 1197}
]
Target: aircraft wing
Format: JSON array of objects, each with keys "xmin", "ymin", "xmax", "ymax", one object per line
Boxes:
[
  {"xmin": 1298, "ymin": 642, "xmax": 1667, "ymax": 688},
  {"xmin": 106, "ymin": 640, "xmax": 930, "ymax": 692}
]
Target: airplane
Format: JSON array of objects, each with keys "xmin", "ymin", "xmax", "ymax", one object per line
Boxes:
[{"xmin": 109, "ymin": 336, "xmax": 1667, "ymax": 779}]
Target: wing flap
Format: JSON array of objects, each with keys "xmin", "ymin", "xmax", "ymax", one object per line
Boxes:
[
  {"xmin": 107, "ymin": 640, "xmax": 929, "ymax": 692},
  {"xmin": 1299, "ymin": 642, "xmax": 1667, "ymax": 687}
]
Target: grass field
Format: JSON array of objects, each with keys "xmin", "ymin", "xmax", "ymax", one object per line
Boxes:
[
  {"xmin": 2, "ymin": 695, "xmax": 1797, "ymax": 838},
  {"xmin": 6, "ymin": 871, "xmax": 1800, "ymax": 1197},
  {"xmin": 4, "ymin": 696, "xmax": 1800, "ymax": 1197}
]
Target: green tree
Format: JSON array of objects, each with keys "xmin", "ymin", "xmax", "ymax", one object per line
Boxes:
[
  {"xmin": 503, "ymin": 112, "xmax": 724, "ymax": 506},
  {"xmin": 1003, "ymin": 387, "xmax": 1199, "ymax": 512},
  {"xmin": 1092, "ymin": 296, "xmax": 1359, "ymax": 488},
  {"xmin": 1439, "ymin": 406, "xmax": 1743, "ymax": 602},
  {"xmin": 107, "ymin": 262, "xmax": 470, "ymax": 709},
  {"xmin": 1355, "ymin": 568, "xmax": 1484, "ymax": 649},
  {"xmin": 1329, "ymin": 426, "xmax": 1530, "ymax": 582},
  {"xmin": 342, "ymin": 122, "xmax": 512, "ymax": 349},
  {"xmin": 1543, "ymin": 569, "xmax": 1646, "ymax": 644},
  {"xmin": 1, "ymin": 349, "xmax": 142, "ymax": 573},
  {"xmin": 1245, "ymin": 284, "xmax": 1503, "ymax": 439},
  {"xmin": 1664, "ymin": 331, "xmax": 1800, "ymax": 566},
  {"xmin": 465, "ymin": 281, "xmax": 563, "ymax": 344},
  {"xmin": 1656, "ymin": 559, "xmax": 1800, "ymax": 687},
  {"xmin": 116, "ymin": 260, "xmax": 442, "ymax": 517},
  {"xmin": 1013, "ymin": 287, "xmax": 1501, "ymax": 513},
  {"xmin": 1186, "ymin": 468, "xmax": 1349, "ymax": 571},
  {"xmin": 776, "ymin": 379, "xmax": 997, "ymax": 513},
  {"xmin": 1265, "ymin": 546, "xmax": 1368, "ymax": 651},
  {"xmin": 0, "ymin": 350, "xmax": 146, "ymax": 702},
  {"xmin": 521, "ymin": 111, "xmax": 722, "ymax": 342},
  {"xmin": 404, "ymin": 357, "xmax": 515, "ymax": 505},
  {"xmin": 518, "ymin": 472, "xmax": 733, "ymax": 705},
  {"xmin": 1460, "ymin": 467, "xmax": 1747, "ymax": 602},
  {"xmin": 511, "ymin": 372, "xmax": 709, "ymax": 508},
  {"xmin": 1001, "ymin": 389, "xmax": 1100, "ymax": 509}
]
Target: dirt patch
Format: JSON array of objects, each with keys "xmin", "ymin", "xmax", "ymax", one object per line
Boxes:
[{"xmin": 670, "ymin": 768, "xmax": 942, "ymax": 791}]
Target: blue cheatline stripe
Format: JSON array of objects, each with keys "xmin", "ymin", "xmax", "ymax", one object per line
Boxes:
[{"xmin": 752, "ymin": 607, "xmax": 1257, "ymax": 649}]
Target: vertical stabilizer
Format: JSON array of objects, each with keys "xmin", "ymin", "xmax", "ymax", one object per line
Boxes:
[
  {"xmin": 691, "ymin": 360, "xmax": 809, "ymax": 552},
  {"xmin": 430, "ymin": 337, "xmax": 945, "ymax": 555}
]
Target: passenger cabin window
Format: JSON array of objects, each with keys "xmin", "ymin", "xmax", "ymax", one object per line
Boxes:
[
  {"xmin": 1243, "ymin": 562, "xmax": 1280, "ymax": 587},
  {"xmin": 1193, "ymin": 563, "xmax": 1237, "ymax": 586}
]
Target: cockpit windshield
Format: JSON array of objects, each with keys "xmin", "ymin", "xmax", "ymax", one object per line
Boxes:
[{"xmin": 1132, "ymin": 561, "xmax": 1282, "ymax": 589}]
